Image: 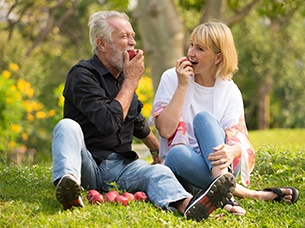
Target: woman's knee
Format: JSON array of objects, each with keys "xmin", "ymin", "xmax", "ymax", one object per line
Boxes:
[
  {"xmin": 165, "ymin": 145, "xmax": 191, "ymax": 166},
  {"xmin": 193, "ymin": 111, "xmax": 214, "ymax": 126}
]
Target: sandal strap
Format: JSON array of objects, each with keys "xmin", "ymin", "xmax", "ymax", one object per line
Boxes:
[
  {"xmin": 223, "ymin": 197, "xmax": 241, "ymax": 207},
  {"xmin": 263, "ymin": 187, "xmax": 284, "ymax": 202}
]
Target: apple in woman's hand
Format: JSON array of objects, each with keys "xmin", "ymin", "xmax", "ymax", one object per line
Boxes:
[{"xmin": 181, "ymin": 57, "xmax": 192, "ymax": 66}]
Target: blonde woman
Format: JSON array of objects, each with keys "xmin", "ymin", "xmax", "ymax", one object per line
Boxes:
[{"xmin": 151, "ymin": 21, "xmax": 298, "ymax": 216}]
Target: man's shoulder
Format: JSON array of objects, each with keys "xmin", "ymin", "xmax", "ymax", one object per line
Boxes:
[
  {"xmin": 68, "ymin": 58, "xmax": 100, "ymax": 77},
  {"xmin": 73, "ymin": 59, "xmax": 94, "ymax": 71}
]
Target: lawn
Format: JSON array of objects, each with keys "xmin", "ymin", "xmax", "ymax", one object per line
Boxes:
[{"xmin": 0, "ymin": 129, "xmax": 304, "ymax": 227}]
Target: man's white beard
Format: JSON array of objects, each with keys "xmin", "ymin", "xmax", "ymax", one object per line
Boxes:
[{"xmin": 109, "ymin": 42, "xmax": 124, "ymax": 72}]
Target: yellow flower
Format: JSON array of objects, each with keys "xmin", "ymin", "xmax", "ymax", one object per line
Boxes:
[
  {"xmin": 36, "ymin": 111, "xmax": 47, "ymax": 119},
  {"xmin": 6, "ymin": 97, "xmax": 12, "ymax": 104},
  {"xmin": 2, "ymin": 70, "xmax": 11, "ymax": 78},
  {"xmin": 137, "ymin": 93, "xmax": 146, "ymax": 102},
  {"xmin": 27, "ymin": 113, "xmax": 34, "ymax": 121},
  {"xmin": 142, "ymin": 103, "xmax": 153, "ymax": 119},
  {"xmin": 8, "ymin": 141, "xmax": 16, "ymax": 148},
  {"xmin": 23, "ymin": 100, "xmax": 33, "ymax": 112},
  {"xmin": 22, "ymin": 132, "xmax": 29, "ymax": 141},
  {"xmin": 24, "ymin": 100, "xmax": 43, "ymax": 112},
  {"xmin": 9, "ymin": 85, "xmax": 17, "ymax": 91},
  {"xmin": 17, "ymin": 79, "xmax": 34, "ymax": 98},
  {"xmin": 48, "ymin": 109, "xmax": 56, "ymax": 117},
  {"xmin": 9, "ymin": 63, "xmax": 19, "ymax": 71},
  {"xmin": 11, "ymin": 124, "xmax": 21, "ymax": 133},
  {"xmin": 32, "ymin": 101, "xmax": 43, "ymax": 111},
  {"xmin": 58, "ymin": 95, "xmax": 64, "ymax": 107}
]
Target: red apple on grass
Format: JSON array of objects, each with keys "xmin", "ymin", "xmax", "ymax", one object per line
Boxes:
[
  {"xmin": 87, "ymin": 189, "xmax": 100, "ymax": 196},
  {"xmin": 127, "ymin": 49, "xmax": 138, "ymax": 60},
  {"xmin": 104, "ymin": 190, "xmax": 120, "ymax": 202},
  {"xmin": 87, "ymin": 190, "xmax": 104, "ymax": 204},
  {"xmin": 134, "ymin": 191, "xmax": 148, "ymax": 201},
  {"xmin": 115, "ymin": 195, "xmax": 129, "ymax": 206},
  {"xmin": 122, "ymin": 192, "xmax": 136, "ymax": 201}
]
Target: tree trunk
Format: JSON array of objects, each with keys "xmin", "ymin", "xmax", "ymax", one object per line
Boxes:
[
  {"xmin": 257, "ymin": 74, "xmax": 272, "ymax": 129},
  {"xmin": 133, "ymin": 0, "xmax": 184, "ymax": 91},
  {"xmin": 200, "ymin": 0, "xmax": 226, "ymax": 23}
]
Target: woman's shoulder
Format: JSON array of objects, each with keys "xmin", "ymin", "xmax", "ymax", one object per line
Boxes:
[
  {"xmin": 162, "ymin": 67, "xmax": 176, "ymax": 77},
  {"xmin": 160, "ymin": 67, "xmax": 178, "ymax": 83},
  {"xmin": 216, "ymin": 78, "xmax": 239, "ymax": 89}
]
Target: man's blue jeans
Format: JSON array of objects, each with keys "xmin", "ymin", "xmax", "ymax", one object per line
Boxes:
[
  {"xmin": 164, "ymin": 111, "xmax": 240, "ymax": 192},
  {"xmin": 52, "ymin": 118, "xmax": 191, "ymax": 209}
]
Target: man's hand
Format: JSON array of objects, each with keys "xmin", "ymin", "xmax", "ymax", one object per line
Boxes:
[
  {"xmin": 123, "ymin": 49, "xmax": 145, "ymax": 88},
  {"xmin": 115, "ymin": 49, "xmax": 145, "ymax": 119},
  {"xmin": 151, "ymin": 155, "xmax": 163, "ymax": 164}
]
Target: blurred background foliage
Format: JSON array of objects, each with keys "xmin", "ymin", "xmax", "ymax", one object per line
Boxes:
[{"xmin": 0, "ymin": 0, "xmax": 304, "ymax": 164}]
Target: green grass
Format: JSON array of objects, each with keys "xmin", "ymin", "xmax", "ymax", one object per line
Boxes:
[{"xmin": 1, "ymin": 129, "xmax": 305, "ymax": 227}]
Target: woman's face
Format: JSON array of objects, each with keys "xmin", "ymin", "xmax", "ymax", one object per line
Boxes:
[{"xmin": 187, "ymin": 39, "xmax": 220, "ymax": 76}]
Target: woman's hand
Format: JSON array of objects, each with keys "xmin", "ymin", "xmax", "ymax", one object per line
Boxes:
[
  {"xmin": 208, "ymin": 144, "xmax": 241, "ymax": 170},
  {"xmin": 175, "ymin": 57, "xmax": 193, "ymax": 88}
]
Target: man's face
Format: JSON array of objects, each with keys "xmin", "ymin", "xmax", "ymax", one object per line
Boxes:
[{"xmin": 106, "ymin": 17, "xmax": 136, "ymax": 71}]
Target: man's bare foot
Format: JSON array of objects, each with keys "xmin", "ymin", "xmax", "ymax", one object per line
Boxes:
[
  {"xmin": 223, "ymin": 203, "xmax": 246, "ymax": 215},
  {"xmin": 223, "ymin": 197, "xmax": 246, "ymax": 215}
]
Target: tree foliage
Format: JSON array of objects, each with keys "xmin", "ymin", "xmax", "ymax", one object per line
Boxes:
[{"xmin": 1, "ymin": 0, "xmax": 305, "ymax": 162}]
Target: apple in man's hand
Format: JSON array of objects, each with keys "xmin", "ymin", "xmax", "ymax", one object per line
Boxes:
[{"xmin": 127, "ymin": 49, "xmax": 138, "ymax": 60}]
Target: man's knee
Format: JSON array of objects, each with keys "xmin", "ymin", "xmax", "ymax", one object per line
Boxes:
[{"xmin": 54, "ymin": 118, "xmax": 81, "ymax": 133}]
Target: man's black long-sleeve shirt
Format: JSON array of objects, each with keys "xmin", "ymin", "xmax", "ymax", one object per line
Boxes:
[{"xmin": 63, "ymin": 54, "xmax": 150, "ymax": 163}]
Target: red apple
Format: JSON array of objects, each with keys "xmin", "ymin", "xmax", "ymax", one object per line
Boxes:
[
  {"xmin": 88, "ymin": 193, "xmax": 105, "ymax": 204},
  {"xmin": 87, "ymin": 189, "xmax": 100, "ymax": 196},
  {"xmin": 134, "ymin": 191, "xmax": 148, "ymax": 201},
  {"xmin": 87, "ymin": 190, "xmax": 104, "ymax": 204},
  {"xmin": 181, "ymin": 57, "xmax": 192, "ymax": 65},
  {"xmin": 104, "ymin": 190, "xmax": 120, "ymax": 202},
  {"xmin": 122, "ymin": 192, "xmax": 136, "ymax": 201},
  {"xmin": 115, "ymin": 195, "xmax": 129, "ymax": 206},
  {"xmin": 87, "ymin": 189, "xmax": 100, "ymax": 201},
  {"xmin": 127, "ymin": 49, "xmax": 138, "ymax": 60}
]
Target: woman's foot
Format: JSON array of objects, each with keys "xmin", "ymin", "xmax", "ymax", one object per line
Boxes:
[{"xmin": 257, "ymin": 187, "xmax": 299, "ymax": 204}]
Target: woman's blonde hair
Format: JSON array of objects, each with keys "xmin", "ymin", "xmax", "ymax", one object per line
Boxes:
[{"xmin": 190, "ymin": 20, "xmax": 238, "ymax": 80}]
